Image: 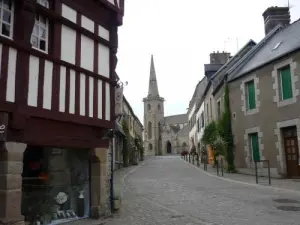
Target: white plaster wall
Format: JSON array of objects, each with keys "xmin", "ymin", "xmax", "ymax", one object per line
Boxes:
[
  {"xmin": 59, "ymin": 66, "xmax": 66, "ymax": 112},
  {"xmin": 69, "ymin": 69, "xmax": 76, "ymax": 114},
  {"xmin": 81, "ymin": 15, "xmax": 94, "ymax": 33},
  {"xmin": 188, "ymin": 103, "xmax": 196, "ymax": 147},
  {"xmin": 61, "ymin": 25, "xmax": 76, "ymax": 65},
  {"xmin": 81, "ymin": 35, "xmax": 94, "ymax": 71},
  {"xmin": 28, "ymin": 56, "xmax": 39, "ymax": 107},
  {"xmin": 97, "ymin": 80, "xmax": 103, "ymax": 119},
  {"xmin": 105, "ymin": 82, "xmax": 110, "ymax": 120},
  {"xmin": 89, "ymin": 77, "xmax": 94, "ymax": 118},
  {"xmin": 62, "ymin": 4, "xmax": 77, "ymax": 23},
  {"xmin": 98, "ymin": 44, "xmax": 110, "ymax": 78},
  {"xmin": 43, "ymin": 60, "xmax": 53, "ymax": 110},
  {"xmin": 6, "ymin": 47, "xmax": 17, "ymax": 102},
  {"xmin": 196, "ymin": 102, "xmax": 205, "ymax": 143},
  {"xmin": 98, "ymin": 25, "xmax": 109, "ymax": 41},
  {"xmin": 79, "ymin": 73, "xmax": 86, "ymax": 116}
]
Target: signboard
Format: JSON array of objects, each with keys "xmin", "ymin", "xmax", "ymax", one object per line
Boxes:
[
  {"xmin": 115, "ymin": 85, "xmax": 124, "ymax": 116},
  {"xmin": 0, "ymin": 113, "xmax": 8, "ymax": 142}
]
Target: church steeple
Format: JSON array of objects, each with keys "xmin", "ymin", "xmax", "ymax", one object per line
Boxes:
[{"xmin": 148, "ymin": 55, "xmax": 160, "ymax": 97}]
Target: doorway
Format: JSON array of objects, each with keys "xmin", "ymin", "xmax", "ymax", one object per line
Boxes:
[
  {"xmin": 282, "ymin": 126, "xmax": 300, "ymax": 178},
  {"xmin": 167, "ymin": 141, "xmax": 172, "ymax": 154}
]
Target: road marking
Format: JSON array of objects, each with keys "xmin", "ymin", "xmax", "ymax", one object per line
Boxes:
[
  {"xmin": 181, "ymin": 158, "xmax": 300, "ymax": 195},
  {"xmin": 120, "ymin": 158, "xmax": 220, "ymax": 225}
]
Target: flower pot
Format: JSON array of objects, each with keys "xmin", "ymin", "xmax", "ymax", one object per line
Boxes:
[{"xmin": 113, "ymin": 199, "xmax": 121, "ymax": 211}]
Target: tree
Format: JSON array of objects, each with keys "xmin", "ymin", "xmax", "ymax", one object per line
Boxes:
[{"xmin": 222, "ymin": 83, "xmax": 236, "ymax": 172}]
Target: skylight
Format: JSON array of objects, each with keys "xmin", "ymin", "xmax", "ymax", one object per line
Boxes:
[{"xmin": 272, "ymin": 41, "xmax": 282, "ymax": 51}]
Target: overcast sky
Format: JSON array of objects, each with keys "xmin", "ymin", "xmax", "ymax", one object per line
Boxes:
[{"xmin": 116, "ymin": 0, "xmax": 300, "ymax": 124}]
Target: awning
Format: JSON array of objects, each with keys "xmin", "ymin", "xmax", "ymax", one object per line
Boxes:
[{"xmin": 115, "ymin": 121, "xmax": 126, "ymax": 136}]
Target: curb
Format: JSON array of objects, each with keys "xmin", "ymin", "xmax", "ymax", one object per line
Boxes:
[{"xmin": 181, "ymin": 158, "xmax": 300, "ymax": 195}]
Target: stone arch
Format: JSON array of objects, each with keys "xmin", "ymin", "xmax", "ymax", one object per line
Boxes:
[
  {"xmin": 148, "ymin": 121, "xmax": 152, "ymax": 139},
  {"xmin": 166, "ymin": 141, "xmax": 172, "ymax": 154}
]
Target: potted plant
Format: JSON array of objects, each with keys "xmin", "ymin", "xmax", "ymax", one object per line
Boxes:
[{"xmin": 113, "ymin": 190, "xmax": 122, "ymax": 211}]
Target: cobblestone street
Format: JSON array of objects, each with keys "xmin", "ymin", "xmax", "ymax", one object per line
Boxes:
[{"xmin": 105, "ymin": 156, "xmax": 300, "ymax": 225}]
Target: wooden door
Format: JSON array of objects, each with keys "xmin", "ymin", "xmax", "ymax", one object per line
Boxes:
[{"xmin": 283, "ymin": 127, "xmax": 300, "ymax": 178}]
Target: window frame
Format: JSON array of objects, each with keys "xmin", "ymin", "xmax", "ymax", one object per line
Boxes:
[{"xmin": 0, "ymin": 0, "xmax": 14, "ymax": 39}]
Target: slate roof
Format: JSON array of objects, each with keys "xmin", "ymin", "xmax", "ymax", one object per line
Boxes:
[
  {"xmin": 160, "ymin": 114, "xmax": 188, "ymax": 125},
  {"xmin": 229, "ymin": 19, "xmax": 300, "ymax": 81},
  {"xmin": 188, "ymin": 76, "xmax": 208, "ymax": 114},
  {"xmin": 211, "ymin": 40, "xmax": 257, "ymax": 95}
]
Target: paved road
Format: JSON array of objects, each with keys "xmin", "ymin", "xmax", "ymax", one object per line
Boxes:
[{"xmin": 105, "ymin": 156, "xmax": 300, "ymax": 225}]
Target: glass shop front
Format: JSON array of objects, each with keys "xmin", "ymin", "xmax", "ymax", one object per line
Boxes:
[{"xmin": 21, "ymin": 146, "xmax": 91, "ymax": 225}]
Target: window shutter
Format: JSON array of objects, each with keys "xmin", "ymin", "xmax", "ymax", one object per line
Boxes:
[
  {"xmin": 247, "ymin": 81, "xmax": 256, "ymax": 109},
  {"xmin": 251, "ymin": 134, "xmax": 260, "ymax": 161},
  {"xmin": 281, "ymin": 67, "xmax": 293, "ymax": 100}
]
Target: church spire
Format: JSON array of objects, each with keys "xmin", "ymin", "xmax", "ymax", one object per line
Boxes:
[{"xmin": 148, "ymin": 55, "xmax": 160, "ymax": 97}]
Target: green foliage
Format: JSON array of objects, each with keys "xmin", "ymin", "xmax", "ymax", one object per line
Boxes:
[
  {"xmin": 201, "ymin": 121, "xmax": 218, "ymax": 145},
  {"xmin": 222, "ymin": 83, "xmax": 236, "ymax": 172}
]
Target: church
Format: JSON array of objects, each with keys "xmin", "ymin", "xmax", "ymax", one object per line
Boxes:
[{"xmin": 143, "ymin": 56, "xmax": 189, "ymax": 156}]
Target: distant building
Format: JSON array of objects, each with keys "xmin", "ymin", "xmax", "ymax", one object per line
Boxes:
[{"xmin": 143, "ymin": 56, "xmax": 189, "ymax": 155}]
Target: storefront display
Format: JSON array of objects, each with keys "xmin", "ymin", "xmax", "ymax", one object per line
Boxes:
[{"xmin": 21, "ymin": 147, "xmax": 91, "ymax": 225}]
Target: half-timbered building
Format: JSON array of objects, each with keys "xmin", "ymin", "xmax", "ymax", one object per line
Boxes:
[{"xmin": 0, "ymin": 0, "xmax": 124, "ymax": 223}]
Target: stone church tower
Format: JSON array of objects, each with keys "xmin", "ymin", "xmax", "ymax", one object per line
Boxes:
[{"xmin": 143, "ymin": 55, "xmax": 164, "ymax": 156}]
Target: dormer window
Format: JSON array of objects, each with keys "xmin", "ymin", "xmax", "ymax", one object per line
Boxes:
[
  {"xmin": 0, "ymin": 0, "xmax": 14, "ymax": 39},
  {"xmin": 272, "ymin": 41, "xmax": 282, "ymax": 51}
]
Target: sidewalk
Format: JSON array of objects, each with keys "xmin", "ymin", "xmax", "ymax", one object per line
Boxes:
[{"xmin": 185, "ymin": 159, "xmax": 300, "ymax": 193}]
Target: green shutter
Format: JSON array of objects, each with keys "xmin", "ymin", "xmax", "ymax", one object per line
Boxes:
[
  {"xmin": 247, "ymin": 80, "xmax": 256, "ymax": 109},
  {"xmin": 280, "ymin": 67, "xmax": 293, "ymax": 100},
  {"xmin": 251, "ymin": 133, "xmax": 260, "ymax": 161}
]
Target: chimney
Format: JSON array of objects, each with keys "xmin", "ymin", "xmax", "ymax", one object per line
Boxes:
[
  {"xmin": 263, "ymin": 6, "xmax": 290, "ymax": 35},
  {"xmin": 209, "ymin": 51, "xmax": 231, "ymax": 64}
]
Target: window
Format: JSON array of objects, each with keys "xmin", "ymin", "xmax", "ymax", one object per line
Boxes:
[
  {"xmin": 279, "ymin": 66, "xmax": 293, "ymax": 100},
  {"xmin": 201, "ymin": 113, "xmax": 204, "ymax": 128},
  {"xmin": 37, "ymin": 0, "xmax": 49, "ymax": 8},
  {"xmin": 206, "ymin": 103, "xmax": 209, "ymax": 121},
  {"xmin": 246, "ymin": 80, "xmax": 256, "ymax": 110},
  {"xmin": 249, "ymin": 133, "xmax": 260, "ymax": 161},
  {"xmin": 210, "ymin": 98, "xmax": 212, "ymax": 119},
  {"xmin": 147, "ymin": 104, "xmax": 151, "ymax": 111},
  {"xmin": 197, "ymin": 119, "xmax": 200, "ymax": 132},
  {"xmin": 217, "ymin": 101, "xmax": 221, "ymax": 119},
  {"xmin": 149, "ymin": 143, "xmax": 153, "ymax": 151},
  {"xmin": 31, "ymin": 14, "xmax": 49, "ymax": 52},
  {"xmin": 0, "ymin": 0, "xmax": 14, "ymax": 38},
  {"xmin": 31, "ymin": 0, "xmax": 49, "ymax": 52},
  {"xmin": 147, "ymin": 121, "xmax": 152, "ymax": 139},
  {"xmin": 158, "ymin": 104, "xmax": 160, "ymax": 111}
]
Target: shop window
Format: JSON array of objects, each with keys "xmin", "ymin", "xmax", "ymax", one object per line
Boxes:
[{"xmin": 22, "ymin": 147, "xmax": 91, "ymax": 225}]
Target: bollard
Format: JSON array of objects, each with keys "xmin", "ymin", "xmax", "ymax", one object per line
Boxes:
[
  {"xmin": 197, "ymin": 154, "xmax": 200, "ymax": 167},
  {"xmin": 216, "ymin": 160, "xmax": 219, "ymax": 176},
  {"xmin": 192, "ymin": 155, "xmax": 195, "ymax": 165}
]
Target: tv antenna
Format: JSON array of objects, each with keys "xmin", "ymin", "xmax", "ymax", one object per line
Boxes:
[{"xmin": 287, "ymin": 0, "xmax": 294, "ymax": 9}]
